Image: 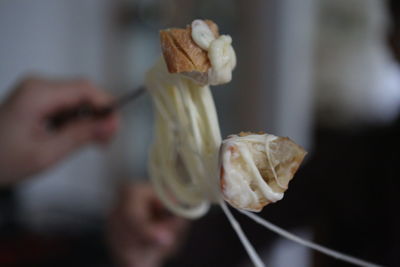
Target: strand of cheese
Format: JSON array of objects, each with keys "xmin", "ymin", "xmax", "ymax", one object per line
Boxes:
[
  {"xmin": 240, "ymin": 210, "xmax": 382, "ymax": 267},
  {"xmin": 220, "ymin": 201, "xmax": 265, "ymax": 267}
]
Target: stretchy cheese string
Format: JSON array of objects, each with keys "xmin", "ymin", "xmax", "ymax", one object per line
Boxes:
[
  {"xmin": 220, "ymin": 201, "xmax": 265, "ymax": 267},
  {"xmin": 239, "ymin": 210, "xmax": 382, "ymax": 267},
  {"xmin": 146, "ymin": 20, "xmax": 383, "ymax": 267}
]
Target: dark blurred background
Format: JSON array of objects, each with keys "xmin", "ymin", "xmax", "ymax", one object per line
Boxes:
[{"xmin": 0, "ymin": 0, "xmax": 399, "ymax": 266}]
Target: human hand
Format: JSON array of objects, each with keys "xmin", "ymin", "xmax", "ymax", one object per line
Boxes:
[
  {"xmin": 0, "ymin": 76, "xmax": 119, "ymax": 184},
  {"xmin": 108, "ymin": 182, "xmax": 189, "ymax": 267}
]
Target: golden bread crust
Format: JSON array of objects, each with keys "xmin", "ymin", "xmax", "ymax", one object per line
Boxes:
[{"xmin": 160, "ymin": 20, "xmax": 219, "ymax": 74}]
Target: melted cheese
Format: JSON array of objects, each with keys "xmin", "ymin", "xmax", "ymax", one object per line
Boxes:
[
  {"xmin": 191, "ymin": 20, "xmax": 236, "ymax": 85},
  {"xmin": 221, "ymin": 134, "xmax": 284, "ymax": 211},
  {"xmin": 146, "ymin": 58, "xmax": 223, "ymax": 219}
]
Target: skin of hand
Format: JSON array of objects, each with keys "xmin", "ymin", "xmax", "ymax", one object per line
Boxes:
[
  {"xmin": 108, "ymin": 183, "xmax": 189, "ymax": 267},
  {"xmin": 0, "ymin": 76, "xmax": 119, "ymax": 184}
]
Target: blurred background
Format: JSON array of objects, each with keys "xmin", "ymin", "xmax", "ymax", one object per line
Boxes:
[{"xmin": 0, "ymin": 0, "xmax": 399, "ymax": 266}]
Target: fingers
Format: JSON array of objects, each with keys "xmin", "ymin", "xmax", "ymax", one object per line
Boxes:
[
  {"xmin": 43, "ymin": 79, "xmax": 114, "ymax": 115},
  {"xmin": 116, "ymin": 183, "xmax": 188, "ymax": 247},
  {"xmin": 145, "ymin": 217, "xmax": 187, "ymax": 247},
  {"xmin": 49, "ymin": 113, "xmax": 118, "ymax": 154},
  {"xmin": 15, "ymin": 76, "xmax": 115, "ymax": 117},
  {"xmin": 62, "ymin": 79, "xmax": 113, "ymax": 107},
  {"xmin": 45, "ymin": 79, "xmax": 120, "ymax": 143},
  {"xmin": 108, "ymin": 183, "xmax": 189, "ymax": 267}
]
